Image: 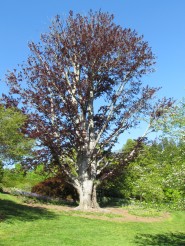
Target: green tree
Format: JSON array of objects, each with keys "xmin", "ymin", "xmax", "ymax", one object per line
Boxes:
[
  {"xmin": 2, "ymin": 164, "xmax": 46, "ymax": 191},
  {"xmin": 118, "ymin": 141, "xmax": 163, "ymax": 202},
  {"xmin": 98, "ymin": 139, "xmax": 142, "ymax": 200},
  {"xmin": 0, "ymin": 106, "xmax": 33, "ymax": 163},
  {"xmin": 0, "ymin": 160, "xmax": 3, "ymax": 190},
  {"xmin": 158, "ymin": 139, "xmax": 185, "ymax": 203},
  {"xmin": 121, "ymin": 138, "xmax": 185, "ymax": 204},
  {"xmin": 155, "ymin": 99, "xmax": 185, "ymax": 140}
]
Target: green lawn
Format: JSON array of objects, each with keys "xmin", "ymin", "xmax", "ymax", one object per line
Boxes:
[{"xmin": 0, "ymin": 193, "xmax": 185, "ymax": 246}]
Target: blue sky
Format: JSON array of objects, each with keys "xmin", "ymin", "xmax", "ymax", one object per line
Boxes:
[{"xmin": 0, "ymin": 0, "xmax": 184, "ymax": 148}]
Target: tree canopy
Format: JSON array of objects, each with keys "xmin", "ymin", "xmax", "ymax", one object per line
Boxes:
[
  {"xmin": 2, "ymin": 10, "xmax": 172, "ymax": 209},
  {"xmin": 0, "ymin": 106, "xmax": 33, "ymax": 164},
  {"xmin": 152, "ymin": 98, "xmax": 185, "ymax": 140}
]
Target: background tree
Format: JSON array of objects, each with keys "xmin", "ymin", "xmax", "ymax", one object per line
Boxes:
[
  {"xmin": 154, "ymin": 98, "xmax": 185, "ymax": 140},
  {"xmin": 0, "ymin": 106, "xmax": 33, "ymax": 163},
  {"xmin": 0, "ymin": 106, "xmax": 33, "ymax": 190},
  {"xmin": 119, "ymin": 138, "xmax": 185, "ymax": 206},
  {"xmin": 2, "ymin": 11, "xmax": 172, "ymax": 209},
  {"xmin": 2, "ymin": 164, "xmax": 47, "ymax": 191},
  {"xmin": 0, "ymin": 160, "xmax": 3, "ymax": 190}
]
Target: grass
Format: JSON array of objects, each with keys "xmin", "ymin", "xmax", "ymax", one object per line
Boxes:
[
  {"xmin": 60, "ymin": 210, "xmax": 123, "ymax": 218},
  {"xmin": 0, "ymin": 193, "xmax": 185, "ymax": 246},
  {"xmin": 124, "ymin": 205, "xmax": 165, "ymax": 217}
]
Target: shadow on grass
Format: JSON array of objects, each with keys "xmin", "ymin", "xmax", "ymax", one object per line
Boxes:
[
  {"xmin": 135, "ymin": 232, "xmax": 185, "ymax": 246},
  {"xmin": 0, "ymin": 198, "xmax": 57, "ymax": 222}
]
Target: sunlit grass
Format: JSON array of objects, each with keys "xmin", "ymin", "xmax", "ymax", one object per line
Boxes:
[
  {"xmin": 61, "ymin": 210, "xmax": 123, "ymax": 218},
  {"xmin": 0, "ymin": 193, "xmax": 185, "ymax": 246},
  {"xmin": 124, "ymin": 204, "xmax": 165, "ymax": 217}
]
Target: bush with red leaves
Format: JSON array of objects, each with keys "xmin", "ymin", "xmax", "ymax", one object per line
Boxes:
[{"xmin": 31, "ymin": 177, "xmax": 78, "ymax": 202}]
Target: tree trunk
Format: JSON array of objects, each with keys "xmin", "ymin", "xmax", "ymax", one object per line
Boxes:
[
  {"xmin": 75, "ymin": 141, "xmax": 99, "ymax": 209},
  {"xmin": 91, "ymin": 183, "xmax": 99, "ymax": 208},
  {"xmin": 76, "ymin": 180, "xmax": 100, "ymax": 210}
]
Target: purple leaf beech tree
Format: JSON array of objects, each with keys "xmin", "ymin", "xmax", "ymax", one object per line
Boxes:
[{"xmin": 3, "ymin": 11, "xmax": 172, "ymax": 209}]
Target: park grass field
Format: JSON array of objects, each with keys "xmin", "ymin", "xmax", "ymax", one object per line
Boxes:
[{"xmin": 0, "ymin": 193, "xmax": 185, "ymax": 246}]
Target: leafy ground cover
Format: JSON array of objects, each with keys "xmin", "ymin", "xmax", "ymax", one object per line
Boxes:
[{"xmin": 0, "ymin": 193, "xmax": 185, "ymax": 246}]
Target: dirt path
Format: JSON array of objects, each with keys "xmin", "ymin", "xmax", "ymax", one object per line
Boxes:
[{"xmin": 29, "ymin": 203, "xmax": 169, "ymax": 223}]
